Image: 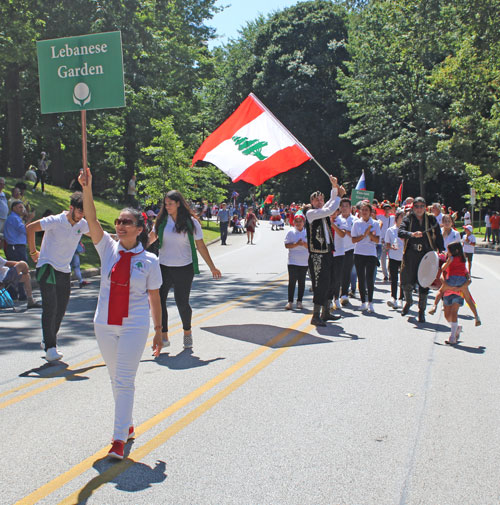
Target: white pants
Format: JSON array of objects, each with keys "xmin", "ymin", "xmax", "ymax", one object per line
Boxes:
[{"xmin": 94, "ymin": 323, "xmax": 149, "ymax": 442}]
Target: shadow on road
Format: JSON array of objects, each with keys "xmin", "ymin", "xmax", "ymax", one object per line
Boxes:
[
  {"xmin": 19, "ymin": 361, "xmax": 106, "ymax": 381},
  {"xmin": 202, "ymin": 323, "xmax": 336, "ymax": 347},
  {"xmin": 73, "ymin": 444, "xmax": 166, "ymax": 504},
  {"xmin": 434, "ymin": 342, "xmax": 486, "ymax": 354},
  {"xmin": 145, "ymin": 348, "xmax": 225, "ymax": 370}
]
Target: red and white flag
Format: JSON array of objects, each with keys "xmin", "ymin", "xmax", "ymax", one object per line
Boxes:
[
  {"xmin": 192, "ymin": 93, "xmax": 312, "ymax": 186},
  {"xmin": 395, "ymin": 181, "xmax": 403, "ymax": 204}
]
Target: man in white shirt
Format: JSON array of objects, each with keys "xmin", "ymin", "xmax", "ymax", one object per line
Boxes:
[
  {"xmin": 127, "ymin": 175, "xmax": 137, "ymax": 206},
  {"xmin": 26, "ymin": 192, "xmax": 89, "ymax": 361},
  {"xmin": 431, "ymin": 203, "xmax": 443, "ymax": 225},
  {"xmin": 305, "ymin": 175, "xmax": 345, "ymax": 326}
]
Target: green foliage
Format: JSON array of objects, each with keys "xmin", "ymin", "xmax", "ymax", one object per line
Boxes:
[{"xmin": 463, "ymin": 163, "xmax": 500, "ymax": 209}]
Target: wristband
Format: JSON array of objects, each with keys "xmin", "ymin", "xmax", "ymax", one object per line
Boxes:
[{"xmin": 30, "ymin": 251, "xmax": 37, "ymax": 255}]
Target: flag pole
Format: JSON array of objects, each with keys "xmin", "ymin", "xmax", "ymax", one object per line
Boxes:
[
  {"xmin": 81, "ymin": 110, "xmax": 88, "ymax": 184},
  {"xmin": 312, "ymin": 157, "xmax": 331, "ymax": 178}
]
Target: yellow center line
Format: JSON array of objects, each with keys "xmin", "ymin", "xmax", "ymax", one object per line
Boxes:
[
  {"xmin": 0, "ymin": 276, "xmax": 287, "ymax": 408},
  {"xmin": 14, "ymin": 314, "xmax": 311, "ymax": 505}
]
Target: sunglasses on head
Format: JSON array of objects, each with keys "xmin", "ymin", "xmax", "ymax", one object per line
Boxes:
[{"xmin": 114, "ymin": 218, "xmax": 136, "ymax": 226}]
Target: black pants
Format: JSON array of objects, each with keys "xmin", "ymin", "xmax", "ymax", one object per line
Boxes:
[
  {"xmin": 354, "ymin": 254, "xmax": 377, "ymax": 303},
  {"xmin": 341, "ymin": 249, "xmax": 354, "ymax": 297},
  {"xmin": 388, "ymin": 258, "xmax": 403, "ymax": 300},
  {"xmin": 33, "ymin": 170, "xmax": 47, "ymax": 192},
  {"xmin": 38, "ymin": 268, "xmax": 71, "ymax": 350},
  {"xmin": 5, "ymin": 244, "xmax": 28, "ymax": 299},
  {"xmin": 332, "ymin": 254, "xmax": 345, "ymax": 300},
  {"xmin": 219, "ymin": 221, "xmax": 229, "ymax": 245},
  {"xmin": 287, "ymin": 264, "xmax": 308, "ymax": 302},
  {"xmin": 160, "ymin": 263, "xmax": 194, "ymax": 332},
  {"xmin": 308, "ymin": 252, "xmax": 334, "ymax": 305},
  {"xmin": 401, "ymin": 250, "xmax": 429, "ymax": 310}
]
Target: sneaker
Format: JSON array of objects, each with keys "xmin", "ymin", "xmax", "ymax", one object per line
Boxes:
[
  {"xmin": 367, "ymin": 302, "xmax": 375, "ymax": 313},
  {"xmin": 360, "ymin": 302, "xmax": 368, "ymax": 311},
  {"xmin": 45, "ymin": 347, "xmax": 63, "ymax": 361},
  {"xmin": 27, "ymin": 300, "xmax": 42, "ymax": 309},
  {"xmin": 334, "ymin": 299, "xmax": 341, "ymax": 310},
  {"xmin": 401, "ymin": 302, "xmax": 411, "ymax": 316},
  {"xmin": 340, "ymin": 296, "xmax": 349, "ymax": 307},
  {"xmin": 112, "ymin": 426, "xmax": 135, "ymax": 442},
  {"xmin": 445, "ymin": 333, "xmax": 457, "ymax": 345},
  {"xmin": 285, "ymin": 302, "xmax": 292, "ymax": 310},
  {"xmin": 108, "ymin": 440, "xmax": 125, "ymax": 460},
  {"xmin": 396, "ymin": 300, "xmax": 403, "ymax": 309},
  {"xmin": 296, "ymin": 301, "xmax": 303, "ymax": 309},
  {"xmin": 183, "ymin": 333, "xmax": 193, "ymax": 349},
  {"xmin": 387, "ymin": 299, "xmax": 397, "ymax": 309},
  {"xmin": 162, "ymin": 338, "xmax": 170, "ymax": 347},
  {"xmin": 311, "ymin": 314, "xmax": 326, "ymax": 327},
  {"xmin": 40, "ymin": 340, "xmax": 45, "ymax": 350}
]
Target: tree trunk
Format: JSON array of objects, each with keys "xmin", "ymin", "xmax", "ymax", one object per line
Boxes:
[
  {"xmin": 0, "ymin": 104, "xmax": 8, "ymax": 176},
  {"xmin": 43, "ymin": 114, "xmax": 65, "ymax": 186},
  {"xmin": 6, "ymin": 64, "xmax": 25, "ymax": 177}
]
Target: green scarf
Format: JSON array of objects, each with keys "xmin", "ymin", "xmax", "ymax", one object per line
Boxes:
[
  {"xmin": 158, "ymin": 216, "xmax": 199, "ymax": 274},
  {"xmin": 36, "ymin": 263, "xmax": 56, "ymax": 284}
]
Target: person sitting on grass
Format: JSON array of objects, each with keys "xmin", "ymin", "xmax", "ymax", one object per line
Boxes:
[{"xmin": 0, "ymin": 255, "xmax": 41, "ymax": 308}]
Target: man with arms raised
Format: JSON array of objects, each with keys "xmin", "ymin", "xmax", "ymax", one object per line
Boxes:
[
  {"xmin": 305, "ymin": 175, "xmax": 345, "ymax": 326},
  {"xmin": 27, "ymin": 192, "xmax": 89, "ymax": 361}
]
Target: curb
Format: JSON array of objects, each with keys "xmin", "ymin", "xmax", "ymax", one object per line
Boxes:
[{"xmin": 476, "ymin": 241, "xmax": 500, "ymax": 252}]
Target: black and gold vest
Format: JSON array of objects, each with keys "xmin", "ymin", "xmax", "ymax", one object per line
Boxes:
[{"xmin": 306, "ymin": 213, "xmax": 334, "ymax": 254}]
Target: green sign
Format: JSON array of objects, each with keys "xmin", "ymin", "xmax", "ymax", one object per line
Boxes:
[
  {"xmin": 351, "ymin": 189, "xmax": 375, "ymax": 206},
  {"xmin": 37, "ymin": 31, "xmax": 125, "ymax": 114}
]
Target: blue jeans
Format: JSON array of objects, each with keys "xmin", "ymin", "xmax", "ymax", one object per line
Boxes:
[{"xmin": 5, "ymin": 244, "xmax": 27, "ymax": 299}]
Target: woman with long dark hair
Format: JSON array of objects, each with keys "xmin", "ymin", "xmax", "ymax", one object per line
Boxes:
[
  {"xmin": 78, "ymin": 167, "xmax": 163, "ymax": 460},
  {"xmin": 150, "ymin": 190, "xmax": 221, "ymax": 349}
]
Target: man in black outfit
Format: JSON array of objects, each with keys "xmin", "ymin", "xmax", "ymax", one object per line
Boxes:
[{"xmin": 398, "ymin": 197, "xmax": 444, "ymax": 322}]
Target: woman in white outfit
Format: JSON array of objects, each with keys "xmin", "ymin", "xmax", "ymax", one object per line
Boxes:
[{"xmin": 79, "ymin": 167, "xmax": 163, "ymax": 460}]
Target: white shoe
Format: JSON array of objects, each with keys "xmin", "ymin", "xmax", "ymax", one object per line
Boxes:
[
  {"xmin": 296, "ymin": 301, "xmax": 303, "ymax": 309},
  {"xmin": 340, "ymin": 295, "xmax": 349, "ymax": 306},
  {"xmin": 367, "ymin": 303, "xmax": 375, "ymax": 313},
  {"xmin": 387, "ymin": 298, "xmax": 397, "ymax": 309},
  {"xmin": 396, "ymin": 300, "xmax": 403, "ymax": 309},
  {"xmin": 456, "ymin": 325, "xmax": 462, "ymax": 342},
  {"xmin": 45, "ymin": 347, "xmax": 63, "ymax": 361},
  {"xmin": 334, "ymin": 299, "xmax": 341, "ymax": 310},
  {"xmin": 360, "ymin": 302, "xmax": 368, "ymax": 311},
  {"xmin": 162, "ymin": 338, "xmax": 170, "ymax": 347},
  {"xmin": 285, "ymin": 302, "xmax": 292, "ymax": 310}
]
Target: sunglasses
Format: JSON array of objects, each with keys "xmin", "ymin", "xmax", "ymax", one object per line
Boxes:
[
  {"xmin": 413, "ymin": 204, "xmax": 426, "ymax": 208},
  {"xmin": 114, "ymin": 218, "xmax": 136, "ymax": 226}
]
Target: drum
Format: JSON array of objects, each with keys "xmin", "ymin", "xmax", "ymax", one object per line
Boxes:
[
  {"xmin": 417, "ymin": 251, "xmax": 440, "ymax": 288},
  {"xmin": 430, "ymin": 253, "xmax": 447, "ymax": 289}
]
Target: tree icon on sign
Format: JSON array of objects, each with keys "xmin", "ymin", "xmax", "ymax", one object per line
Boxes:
[{"xmin": 73, "ymin": 83, "xmax": 91, "ymax": 106}]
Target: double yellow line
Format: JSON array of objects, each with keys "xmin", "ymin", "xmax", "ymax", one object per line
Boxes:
[
  {"xmin": 1, "ymin": 275, "xmax": 287, "ymax": 411},
  {"xmin": 16, "ymin": 314, "xmax": 313, "ymax": 505}
]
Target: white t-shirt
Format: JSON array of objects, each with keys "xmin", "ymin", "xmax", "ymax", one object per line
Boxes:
[
  {"xmin": 435, "ymin": 213, "xmax": 443, "ymax": 225},
  {"xmin": 38, "ymin": 212, "xmax": 89, "ymax": 273},
  {"xmin": 127, "ymin": 179, "xmax": 136, "ymax": 196},
  {"xmin": 384, "ymin": 225, "xmax": 404, "ymax": 261},
  {"xmin": 0, "ymin": 256, "xmax": 10, "ymax": 282},
  {"xmin": 351, "ymin": 217, "xmax": 381, "ymax": 256},
  {"xmin": 462, "ymin": 233, "xmax": 476, "ymax": 254},
  {"xmin": 284, "ymin": 228, "xmax": 309, "ymax": 266},
  {"xmin": 342, "ymin": 214, "xmax": 354, "ymax": 251},
  {"xmin": 94, "ymin": 232, "xmax": 162, "ymax": 327},
  {"xmin": 158, "ymin": 216, "xmax": 203, "ymax": 267},
  {"xmin": 463, "ymin": 211, "xmax": 471, "ymax": 226},
  {"xmin": 379, "ymin": 214, "xmax": 395, "ymax": 241},
  {"xmin": 441, "ymin": 228, "xmax": 461, "ymax": 250},
  {"xmin": 485, "ymin": 214, "xmax": 490, "ymax": 226},
  {"xmin": 333, "ymin": 216, "xmax": 348, "ymax": 257}
]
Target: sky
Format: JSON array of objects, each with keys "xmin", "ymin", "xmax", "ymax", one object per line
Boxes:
[{"xmin": 208, "ymin": 0, "xmax": 305, "ymax": 48}]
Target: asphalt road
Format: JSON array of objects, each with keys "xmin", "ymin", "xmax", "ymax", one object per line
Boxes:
[{"xmin": 1, "ymin": 223, "xmax": 499, "ymax": 505}]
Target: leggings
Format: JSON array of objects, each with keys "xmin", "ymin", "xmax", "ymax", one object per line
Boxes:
[
  {"xmin": 95, "ymin": 323, "xmax": 149, "ymax": 442},
  {"xmin": 354, "ymin": 254, "xmax": 377, "ymax": 303},
  {"xmin": 388, "ymin": 258, "xmax": 403, "ymax": 300},
  {"xmin": 287, "ymin": 264, "xmax": 308, "ymax": 302},
  {"xmin": 341, "ymin": 249, "xmax": 354, "ymax": 297},
  {"xmin": 159, "ymin": 263, "xmax": 194, "ymax": 332}
]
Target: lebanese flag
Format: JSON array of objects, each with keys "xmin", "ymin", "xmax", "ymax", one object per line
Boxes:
[
  {"xmin": 395, "ymin": 181, "xmax": 403, "ymax": 204},
  {"xmin": 192, "ymin": 93, "xmax": 312, "ymax": 186}
]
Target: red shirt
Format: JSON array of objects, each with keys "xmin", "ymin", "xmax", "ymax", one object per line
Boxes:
[
  {"xmin": 446, "ymin": 256, "xmax": 468, "ymax": 278},
  {"xmin": 490, "ymin": 214, "xmax": 500, "ymax": 230}
]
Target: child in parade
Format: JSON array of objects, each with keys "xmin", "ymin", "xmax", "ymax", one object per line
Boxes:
[{"xmin": 462, "ymin": 225, "xmax": 476, "ymax": 273}]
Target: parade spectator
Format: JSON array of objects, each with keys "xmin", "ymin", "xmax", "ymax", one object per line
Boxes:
[
  {"xmin": 462, "ymin": 208, "xmax": 471, "ymax": 226},
  {"xmin": 462, "ymin": 225, "xmax": 476, "ymax": 273},
  {"xmin": 284, "ymin": 212, "xmax": 309, "ymax": 310},
  {"xmin": 484, "ymin": 210, "xmax": 491, "ymax": 242},
  {"xmin": 8, "ymin": 187, "xmax": 22, "ymax": 210},
  {"xmin": 71, "ymin": 240, "xmax": 89, "ymax": 288},
  {"xmin": 26, "ymin": 192, "xmax": 89, "ymax": 361},
  {"xmin": 0, "ymin": 256, "xmax": 41, "ymax": 308},
  {"xmin": 385, "ymin": 210, "xmax": 405, "ymax": 309},
  {"xmin": 352, "ymin": 201, "xmax": 381, "ymax": 313},
  {"xmin": 490, "ymin": 211, "xmax": 500, "ymax": 245},
  {"xmin": 217, "ymin": 202, "xmax": 230, "ymax": 245},
  {"xmin": 127, "ymin": 175, "xmax": 137, "ymax": 207},
  {"xmin": 150, "ymin": 190, "xmax": 221, "ymax": 349},
  {"xmin": 24, "ymin": 165, "xmax": 37, "ymax": 183},
  {"xmin": 431, "ymin": 203, "xmax": 443, "ymax": 225},
  {"xmin": 0, "ymin": 177, "xmax": 8, "ymax": 236},
  {"xmin": 33, "ymin": 152, "xmax": 49, "ymax": 194},
  {"xmin": 78, "ymin": 166, "xmax": 163, "ymax": 460}
]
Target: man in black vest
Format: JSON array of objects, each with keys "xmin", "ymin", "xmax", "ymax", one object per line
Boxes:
[
  {"xmin": 306, "ymin": 175, "xmax": 345, "ymax": 326},
  {"xmin": 398, "ymin": 197, "xmax": 444, "ymax": 322}
]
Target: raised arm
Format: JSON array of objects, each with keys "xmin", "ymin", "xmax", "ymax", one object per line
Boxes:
[{"xmin": 78, "ymin": 167, "xmax": 104, "ymax": 245}]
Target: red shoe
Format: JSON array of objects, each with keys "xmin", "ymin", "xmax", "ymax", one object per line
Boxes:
[
  {"xmin": 112, "ymin": 426, "xmax": 135, "ymax": 442},
  {"xmin": 108, "ymin": 440, "xmax": 125, "ymax": 460}
]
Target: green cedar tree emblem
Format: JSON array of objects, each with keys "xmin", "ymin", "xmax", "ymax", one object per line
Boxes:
[{"xmin": 232, "ymin": 136, "xmax": 269, "ymax": 161}]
